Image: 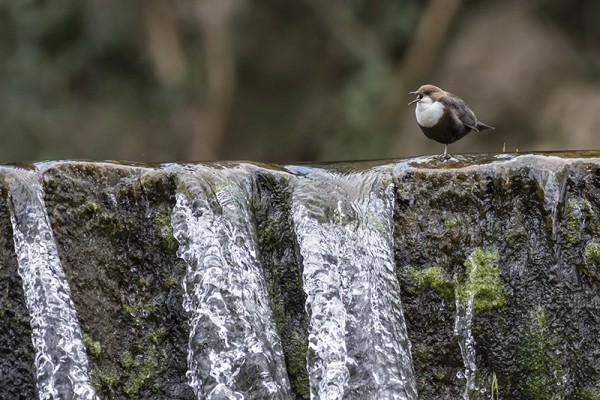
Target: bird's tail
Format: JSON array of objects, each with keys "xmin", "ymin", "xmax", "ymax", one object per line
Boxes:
[{"xmin": 476, "ymin": 121, "xmax": 495, "ymax": 131}]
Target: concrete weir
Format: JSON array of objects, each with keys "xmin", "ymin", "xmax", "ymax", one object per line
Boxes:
[{"xmin": 0, "ymin": 152, "xmax": 599, "ymax": 399}]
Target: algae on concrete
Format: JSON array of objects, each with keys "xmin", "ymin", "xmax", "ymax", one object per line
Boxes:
[
  {"xmin": 407, "ymin": 266, "xmax": 455, "ymax": 304},
  {"xmin": 407, "ymin": 248, "xmax": 504, "ymax": 312},
  {"xmin": 518, "ymin": 307, "xmax": 564, "ymax": 400},
  {"xmin": 4, "ymin": 156, "xmax": 600, "ymax": 399},
  {"xmin": 84, "ymin": 334, "xmax": 103, "ymax": 358},
  {"xmin": 0, "ymin": 178, "xmax": 37, "ymax": 398},
  {"xmin": 459, "ymin": 248, "xmax": 505, "ymax": 312},
  {"xmin": 253, "ymin": 170, "xmax": 310, "ymax": 399},
  {"xmin": 565, "ymin": 199, "xmax": 587, "ymax": 242},
  {"xmin": 582, "ymin": 241, "xmax": 600, "ymax": 278},
  {"xmin": 42, "ymin": 163, "xmax": 193, "ymax": 399}
]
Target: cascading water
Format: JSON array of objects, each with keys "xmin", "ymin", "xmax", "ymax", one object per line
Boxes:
[
  {"xmin": 168, "ymin": 164, "xmax": 292, "ymax": 399},
  {"xmin": 454, "ymin": 273, "xmax": 477, "ymax": 400},
  {"xmin": 3, "ymin": 167, "xmax": 98, "ymax": 400},
  {"xmin": 4, "ymin": 154, "xmax": 598, "ymax": 399},
  {"xmin": 288, "ymin": 165, "xmax": 418, "ymax": 400}
]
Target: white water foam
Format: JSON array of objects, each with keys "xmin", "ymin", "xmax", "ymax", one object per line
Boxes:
[
  {"xmin": 288, "ymin": 165, "xmax": 418, "ymax": 400},
  {"xmin": 168, "ymin": 164, "xmax": 292, "ymax": 399},
  {"xmin": 3, "ymin": 167, "xmax": 98, "ymax": 400}
]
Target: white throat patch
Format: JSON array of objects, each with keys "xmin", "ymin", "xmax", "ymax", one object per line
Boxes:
[{"xmin": 415, "ymin": 96, "xmax": 444, "ymax": 128}]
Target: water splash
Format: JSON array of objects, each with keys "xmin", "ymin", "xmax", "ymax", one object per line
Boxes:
[
  {"xmin": 3, "ymin": 167, "xmax": 98, "ymax": 400},
  {"xmin": 288, "ymin": 165, "xmax": 417, "ymax": 400},
  {"xmin": 168, "ymin": 164, "xmax": 292, "ymax": 399}
]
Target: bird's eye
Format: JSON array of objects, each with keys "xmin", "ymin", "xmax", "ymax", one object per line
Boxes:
[{"xmin": 417, "ymin": 94, "xmax": 423, "ymax": 100}]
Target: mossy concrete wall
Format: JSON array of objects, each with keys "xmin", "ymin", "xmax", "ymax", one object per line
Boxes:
[
  {"xmin": 395, "ymin": 153, "xmax": 600, "ymax": 399},
  {"xmin": 43, "ymin": 163, "xmax": 192, "ymax": 399},
  {"xmin": 0, "ymin": 153, "xmax": 599, "ymax": 399}
]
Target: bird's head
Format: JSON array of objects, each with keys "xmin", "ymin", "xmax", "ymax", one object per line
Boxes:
[{"xmin": 408, "ymin": 84, "xmax": 444, "ymax": 105}]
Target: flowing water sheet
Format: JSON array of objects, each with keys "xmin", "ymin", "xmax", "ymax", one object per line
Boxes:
[
  {"xmin": 168, "ymin": 164, "xmax": 292, "ymax": 399},
  {"xmin": 455, "ymin": 279, "xmax": 477, "ymax": 400},
  {"xmin": 289, "ymin": 166, "xmax": 418, "ymax": 400},
  {"xmin": 3, "ymin": 167, "xmax": 98, "ymax": 400}
]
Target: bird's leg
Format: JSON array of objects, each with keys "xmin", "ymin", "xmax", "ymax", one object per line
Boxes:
[{"xmin": 442, "ymin": 144, "xmax": 450, "ymax": 160}]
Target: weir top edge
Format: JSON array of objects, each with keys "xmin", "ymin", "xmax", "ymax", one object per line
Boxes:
[{"xmin": 0, "ymin": 151, "xmax": 598, "ymax": 176}]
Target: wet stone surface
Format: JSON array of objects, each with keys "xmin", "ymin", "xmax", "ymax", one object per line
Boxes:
[
  {"xmin": 42, "ymin": 162, "xmax": 193, "ymax": 400},
  {"xmin": 394, "ymin": 153, "xmax": 600, "ymax": 399},
  {"xmin": 0, "ymin": 153, "xmax": 599, "ymax": 399},
  {"xmin": 0, "ymin": 178, "xmax": 37, "ymax": 399}
]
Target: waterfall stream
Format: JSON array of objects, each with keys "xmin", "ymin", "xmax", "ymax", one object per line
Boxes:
[
  {"xmin": 168, "ymin": 164, "xmax": 292, "ymax": 399},
  {"xmin": 4, "ymin": 155, "xmax": 596, "ymax": 399},
  {"xmin": 454, "ymin": 275, "xmax": 477, "ymax": 400},
  {"xmin": 289, "ymin": 165, "xmax": 418, "ymax": 400},
  {"xmin": 3, "ymin": 167, "xmax": 98, "ymax": 400}
]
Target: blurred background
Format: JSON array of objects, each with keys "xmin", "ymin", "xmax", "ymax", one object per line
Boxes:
[{"xmin": 1, "ymin": 0, "xmax": 599, "ymax": 163}]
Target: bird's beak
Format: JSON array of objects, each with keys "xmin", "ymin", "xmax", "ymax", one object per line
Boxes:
[{"xmin": 408, "ymin": 93, "xmax": 419, "ymax": 105}]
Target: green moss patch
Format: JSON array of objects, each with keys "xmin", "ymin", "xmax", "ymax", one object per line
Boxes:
[
  {"xmin": 407, "ymin": 248, "xmax": 505, "ymax": 312},
  {"xmin": 153, "ymin": 204, "xmax": 178, "ymax": 253},
  {"xmin": 565, "ymin": 199, "xmax": 585, "ymax": 242},
  {"xmin": 443, "ymin": 213, "xmax": 463, "ymax": 233},
  {"xmin": 83, "ymin": 334, "xmax": 102, "ymax": 358},
  {"xmin": 458, "ymin": 248, "xmax": 505, "ymax": 312},
  {"xmin": 407, "ymin": 266, "xmax": 455, "ymax": 304},
  {"xmin": 518, "ymin": 307, "xmax": 564, "ymax": 399},
  {"xmin": 582, "ymin": 241, "xmax": 600, "ymax": 278},
  {"xmin": 563, "ymin": 198, "xmax": 599, "ymax": 242},
  {"xmin": 288, "ymin": 332, "xmax": 310, "ymax": 398},
  {"xmin": 91, "ymin": 367, "xmax": 120, "ymax": 390}
]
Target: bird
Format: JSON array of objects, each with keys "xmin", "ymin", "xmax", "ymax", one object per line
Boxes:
[{"xmin": 408, "ymin": 84, "xmax": 494, "ymax": 159}]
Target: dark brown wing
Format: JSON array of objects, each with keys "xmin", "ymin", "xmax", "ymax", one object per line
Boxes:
[{"xmin": 438, "ymin": 94, "xmax": 479, "ymax": 131}]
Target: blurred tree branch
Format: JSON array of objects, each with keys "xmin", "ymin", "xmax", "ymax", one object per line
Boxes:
[
  {"xmin": 188, "ymin": 0, "xmax": 241, "ymax": 161},
  {"xmin": 302, "ymin": 0, "xmax": 462, "ymax": 158},
  {"xmin": 387, "ymin": 0, "xmax": 462, "ymax": 154},
  {"xmin": 383, "ymin": 0, "xmax": 462, "ymax": 121},
  {"xmin": 395, "ymin": 0, "xmax": 463, "ymax": 89},
  {"xmin": 144, "ymin": 0, "xmax": 187, "ymax": 87}
]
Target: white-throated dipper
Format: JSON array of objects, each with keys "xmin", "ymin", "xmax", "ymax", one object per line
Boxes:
[{"xmin": 408, "ymin": 84, "xmax": 494, "ymax": 158}]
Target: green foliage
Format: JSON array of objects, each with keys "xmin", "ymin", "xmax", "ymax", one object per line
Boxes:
[
  {"xmin": 0, "ymin": 0, "xmax": 595, "ymax": 162},
  {"xmin": 0, "ymin": 0, "xmax": 153, "ymax": 161},
  {"xmin": 0, "ymin": 0, "xmax": 428, "ymax": 162}
]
